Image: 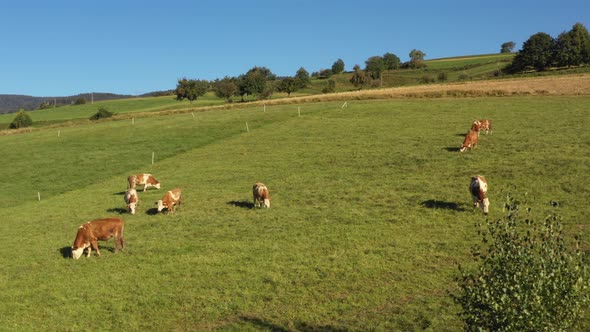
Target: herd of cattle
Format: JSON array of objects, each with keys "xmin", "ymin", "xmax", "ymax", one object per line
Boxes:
[
  {"xmin": 71, "ymin": 120, "xmax": 491, "ymax": 259},
  {"xmin": 461, "ymin": 119, "xmax": 493, "ymax": 216},
  {"xmin": 71, "ymin": 174, "xmax": 271, "ymax": 259}
]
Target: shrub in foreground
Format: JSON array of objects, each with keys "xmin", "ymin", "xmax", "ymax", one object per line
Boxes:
[
  {"xmin": 9, "ymin": 110, "xmax": 33, "ymax": 129},
  {"xmin": 455, "ymin": 193, "xmax": 589, "ymax": 331},
  {"xmin": 89, "ymin": 107, "xmax": 113, "ymax": 120}
]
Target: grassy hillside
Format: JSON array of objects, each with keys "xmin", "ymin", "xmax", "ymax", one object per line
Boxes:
[
  {"xmin": 301, "ymin": 53, "xmax": 516, "ymax": 94},
  {"xmin": 1, "ymin": 95, "xmax": 588, "ymax": 330},
  {"xmin": 0, "ymin": 92, "xmax": 225, "ymax": 127}
]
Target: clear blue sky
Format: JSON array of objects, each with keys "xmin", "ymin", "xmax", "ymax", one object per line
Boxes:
[{"xmin": 1, "ymin": 0, "xmax": 588, "ymax": 97}]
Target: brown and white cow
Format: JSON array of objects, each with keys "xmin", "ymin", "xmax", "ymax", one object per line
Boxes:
[
  {"xmin": 124, "ymin": 188, "xmax": 139, "ymax": 215},
  {"xmin": 460, "ymin": 130, "xmax": 479, "ymax": 152},
  {"xmin": 470, "ymin": 176, "xmax": 490, "ymax": 215},
  {"xmin": 156, "ymin": 188, "xmax": 182, "ymax": 214},
  {"xmin": 253, "ymin": 182, "xmax": 270, "ymax": 208},
  {"xmin": 71, "ymin": 218, "xmax": 125, "ymax": 259},
  {"xmin": 471, "ymin": 119, "xmax": 492, "ymax": 136},
  {"xmin": 128, "ymin": 173, "xmax": 160, "ymax": 192}
]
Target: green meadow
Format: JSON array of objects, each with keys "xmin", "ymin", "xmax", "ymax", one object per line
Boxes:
[
  {"xmin": 0, "ymin": 93, "xmax": 225, "ymax": 127},
  {"xmin": 1, "ymin": 95, "xmax": 589, "ymax": 330}
]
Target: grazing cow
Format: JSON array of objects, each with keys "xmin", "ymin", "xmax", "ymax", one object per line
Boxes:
[
  {"xmin": 124, "ymin": 188, "xmax": 139, "ymax": 215},
  {"xmin": 71, "ymin": 218, "xmax": 125, "ymax": 259},
  {"xmin": 471, "ymin": 119, "xmax": 492, "ymax": 136},
  {"xmin": 470, "ymin": 176, "xmax": 490, "ymax": 215},
  {"xmin": 128, "ymin": 173, "xmax": 160, "ymax": 192},
  {"xmin": 253, "ymin": 182, "xmax": 270, "ymax": 208},
  {"xmin": 156, "ymin": 188, "xmax": 182, "ymax": 214},
  {"xmin": 460, "ymin": 130, "xmax": 479, "ymax": 152},
  {"xmin": 478, "ymin": 119, "xmax": 492, "ymax": 135}
]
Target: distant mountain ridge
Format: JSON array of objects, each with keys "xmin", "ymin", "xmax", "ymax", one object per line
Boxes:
[{"xmin": 0, "ymin": 93, "xmax": 136, "ymax": 114}]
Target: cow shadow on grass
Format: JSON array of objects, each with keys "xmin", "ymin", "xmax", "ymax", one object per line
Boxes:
[
  {"xmin": 239, "ymin": 316, "xmax": 347, "ymax": 332},
  {"xmin": 227, "ymin": 200, "xmax": 255, "ymax": 209},
  {"xmin": 421, "ymin": 199, "xmax": 466, "ymax": 211},
  {"xmin": 145, "ymin": 208, "xmax": 159, "ymax": 215},
  {"xmin": 59, "ymin": 246, "xmax": 72, "ymax": 258},
  {"xmin": 113, "ymin": 191, "xmax": 126, "ymax": 196},
  {"xmin": 106, "ymin": 207, "xmax": 128, "ymax": 214},
  {"xmin": 444, "ymin": 147, "xmax": 461, "ymax": 152}
]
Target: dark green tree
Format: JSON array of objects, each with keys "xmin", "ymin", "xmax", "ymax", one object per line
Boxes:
[
  {"xmin": 212, "ymin": 77, "xmax": 238, "ymax": 102},
  {"xmin": 570, "ymin": 22, "xmax": 590, "ymax": 64},
  {"xmin": 39, "ymin": 101, "xmax": 53, "ymax": 109},
  {"xmin": 349, "ymin": 65, "xmax": 370, "ymax": 89},
  {"xmin": 510, "ymin": 32, "xmax": 554, "ymax": 72},
  {"xmin": 455, "ymin": 193, "xmax": 589, "ymax": 332},
  {"xmin": 554, "ymin": 31, "xmax": 577, "ymax": 68},
  {"xmin": 277, "ymin": 77, "xmax": 299, "ymax": 97},
  {"xmin": 74, "ymin": 97, "xmax": 87, "ymax": 105},
  {"xmin": 331, "ymin": 58, "xmax": 345, "ymax": 74},
  {"xmin": 319, "ymin": 68, "xmax": 333, "ymax": 78},
  {"xmin": 237, "ymin": 66, "xmax": 275, "ymax": 101},
  {"xmin": 409, "ymin": 49, "xmax": 426, "ymax": 68},
  {"xmin": 364, "ymin": 56, "xmax": 385, "ymax": 80},
  {"xmin": 501, "ymin": 41, "xmax": 516, "ymax": 53},
  {"xmin": 175, "ymin": 78, "xmax": 209, "ymax": 103},
  {"xmin": 89, "ymin": 107, "xmax": 113, "ymax": 120},
  {"xmin": 9, "ymin": 110, "xmax": 33, "ymax": 129},
  {"xmin": 294, "ymin": 67, "xmax": 311, "ymax": 88},
  {"xmin": 383, "ymin": 52, "xmax": 401, "ymax": 69},
  {"xmin": 554, "ymin": 23, "xmax": 590, "ymax": 68}
]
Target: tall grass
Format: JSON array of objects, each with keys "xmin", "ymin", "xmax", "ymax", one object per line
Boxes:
[{"xmin": 0, "ymin": 96, "xmax": 588, "ymax": 330}]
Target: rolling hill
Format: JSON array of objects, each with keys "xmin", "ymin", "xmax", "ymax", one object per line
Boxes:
[
  {"xmin": 0, "ymin": 54, "xmax": 517, "ymax": 114},
  {"xmin": 0, "ymin": 92, "xmax": 135, "ymax": 114}
]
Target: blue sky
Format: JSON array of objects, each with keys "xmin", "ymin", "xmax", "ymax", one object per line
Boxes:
[{"xmin": 1, "ymin": 0, "xmax": 588, "ymax": 96}]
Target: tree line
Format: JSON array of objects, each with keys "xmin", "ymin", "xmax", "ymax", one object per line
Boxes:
[
  {"xmin": 507, "ymin": 22, "xmax": 590, "ymax": 73},
  {"xmin": 175, "ymin": 48, "xmax": 429, "ymax": 102}
]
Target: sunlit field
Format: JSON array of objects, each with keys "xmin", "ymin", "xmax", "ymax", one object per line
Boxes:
[{"xmin": 0, "ymin": 95, "xmax": 588, "ymax": 330}]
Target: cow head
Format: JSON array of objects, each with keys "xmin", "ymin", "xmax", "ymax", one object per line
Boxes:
[
  {"xmin": 263, "ymin": 198, "xmax": 270, "ymax": 208},
  {"xmin": 127, "ymin": 202, "xmax": 137, "ymax": 215},
  {"xmin": 71, "ymin": 243, "xmax": 90, "ymax": 259},
  {"xmin": 156, "ymin": 200, "xmax": 166, "ymax": 212},
  {"xmin": 154, "ymin": 183, "xmax": 161, "ymax": 189},
  {"xmin": 459, "ymin": 146, "xmax": 467, "ymax": 152},
  {"xmin": 72, "ymin": 225, "xmax": 92, "ymax": 259}
]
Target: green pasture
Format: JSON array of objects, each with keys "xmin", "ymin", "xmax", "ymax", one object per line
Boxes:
[
  {"xmin": 0, "ymin": 93, "xmax": 224, "ymax": 126},
  {"xmin": 0, "ymin": 96, "xmax": 589, "ymax": 330}
]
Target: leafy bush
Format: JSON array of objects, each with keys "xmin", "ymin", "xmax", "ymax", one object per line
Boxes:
[
  {"xmin": 89, "ymin": 107, "xmax": 113, "ymax": 120},
  {"xmin": 39, "ymin": 101, "xmax": 53, "ymax": 109},
  {"xmin": 322, "ymin": 79, "xmax": 336, "ymax": 93},
  {"xmin": 420, "ymin": 75, "xmax": 435, "ymax": 84},
  {"xmin": 9, "ymin": 110, "xmax": 33, "ymax": 129},
  {"xmin": 74, "ymin": 97, "xmax": 87, "ymax": 105},
  {"xmin": 455, "ymin": 193, "xmax": 589, "ymax": 332}
]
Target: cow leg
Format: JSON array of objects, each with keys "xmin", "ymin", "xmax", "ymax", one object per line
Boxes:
[
  {"xmin": 482, "ymin": 198, "xmax": 490, "ymax": 215},
  {"xmin": 91, "ymin": 240, "xmax": 100, "ymax": 256},
  {"xmin": 472, "ymin": 195, "xmax": 479, "ymax": 208},
  {"xmin": 86, "ymin": 247, "xmax": 91, "ymax": 257}
]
